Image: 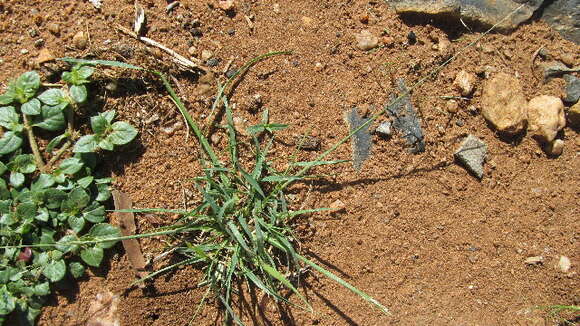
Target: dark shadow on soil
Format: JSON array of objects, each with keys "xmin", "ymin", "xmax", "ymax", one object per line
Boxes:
[
  {"xmin": 303, "ymin": 280, "xmax": 359, "ymax": 326},
  {"xmin": 304, "ymin": 160, "xmax": 452, "ymax": 194}
]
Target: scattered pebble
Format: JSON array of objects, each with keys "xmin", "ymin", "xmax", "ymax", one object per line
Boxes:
[
  {"xmin": 525, "ymin": 256, "xmax": 544, "ymax": 265},
  {"xmin": 201, "ymin": 49, "xmax": 213, "ymax": 61},
  {"xmin": 480, "ymin": 73, "xmax": 527, "ymax": 135},
  {"xmin": 187, "ymin": 46, "xmax": 196, "ymax": 56},
  {"xmin": 36, "ymin": 48, "xmax": 55, "ymax": 65},
  {"xmin": 568, "ymin": 101, "xmax": 580, "ymax": 127},
  {"xmin": 527, "ymin": 95, "xmax": 565, "ymax": 144},
  {"xmin": 546, "ymin": 139, "xmax": 564, "ymax": 156},
  {"xmin": 453, "ymin": 70, "xmax": 476, "ymax": 96},
  {"xmin": 34, "ymin": 39, "xmax": 44, "ymax": 48},
  {"xmin": 359, "ymin": 13, "xmax": 369, "ymax": 24},
  {"xmin": 206, "ymin": 58, "xmax": 220, "ymax": 67},
  {"xmin": 73, "ymin": 31, "xmax": 89, "ymax": 50},
  {"xmin": 437, "ymin": 36, "xmax": 451, "ymax": 55},
  {"xmin": 407, "ymin": 31, "xmax": 417, "ymax": 44},
  {"xmin": 47, "ymin": 23, "xmax": 60, "ymax": 35},
  {"xmin": 329, "ymin": 199, "xmax": 346, "ymax": 212},
  {"xmin": 557, "ymin": 256, "xmax": 571, "ymax": 273},
  {"xmin": 226, "ymin": 28, "xmax": 235, "ymax": 36},
  {"xmin": 375, "ymin": 121, "xmax": 392, "ymax": 136},
  {"xmin": 28, "ymin": 28, "xmax": 39, "ymax": 37},
  {"xmin": 563, "ymin": 74, "xmax": 580, "ymax": 104},
  {"xmin": 217, "ymin": 0, "xmax": 235, "ymax": 11},
  {"xmin": 355, "ymin": 30, "xmax": 379, "ymax": 51},
  {"xmin": 455, "ymin": 119, "xmax": 464, "ymax": 127},
  {"xmin": 20, "ymin": 49, "xmax": 29, "ymax": 55},
  {"xmin": 454, "ymin": 134, "xmax": 487, "ymax": 179},
  {"xmin": 225, "ymin": 68, "xmax": 237, "ymax": 79},
  {"xmin": 446, "ymin": 100, "xmax": 459, "ymax": 113},
  {"xmin": 113, "ymin": 43, "xmax": 133, "ymax": 58}
]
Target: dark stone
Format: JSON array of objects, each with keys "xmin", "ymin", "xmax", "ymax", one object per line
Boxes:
[
  {"xmin": 225, "ymin": 69, "xmax": 237, "ymax": 78},
  {"xmin": 407, "ymin": 31, "xmax": 417, "ymax": 44},
  {"xmin": 563, "ymin": 74, "xmax": 580, "ymax": 104},
  {"xmin": 206, "ymin": 58, "xmax": 220, "ymax": 67},
  {"xmin": 385, "ymin": 79, "xmax": 425, "ymax": 153},
  {"xmin": 541, "ymin": 0, "xmax": 580, "ymax": 44},
  {"xmin": 345, "ymin": 107, "xmax": 372, "ymax": 170},
  {"xmin": 190, "ymin": 28, "xmax": 203, "ymax": 37},
  {"xmin": 390, "ymin": 0, "xmax": 544, "ymax": 31}
]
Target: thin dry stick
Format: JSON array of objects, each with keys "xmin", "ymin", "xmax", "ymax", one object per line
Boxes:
[
  {"xmin": 23, "ymin": 115, "xmax": 46, "ymax": 173},
  {"xmin": 116, "ymin": 24, "xmax": 207, "ymax": 72}
]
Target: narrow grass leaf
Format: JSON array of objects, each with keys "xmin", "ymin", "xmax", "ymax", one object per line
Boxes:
[
  {"xmin": 58, "ymin": 58, "xmax": 145, "ymax": 70},
  {"xmin": 292, "ymin": 160, "xmax": 349, "ymax": 167},
  {"xmin": 240, "ymin": 168, "xmax": 265, "ymax": 198},
  {"xmin": 226, "ymin": 221, "xmax": 252, "ymax": 254},
  {"xmin": 297, "ymin": 255, "xmax": 390, "ymax": 315},
  {"xmin": 259, "ymin": 261, "xmax": 312, "ymax": 312}
]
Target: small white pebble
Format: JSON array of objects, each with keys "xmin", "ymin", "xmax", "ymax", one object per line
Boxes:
[{"xmin": 20, "ymin": 49, "xmax": 29, "ymax": 55}]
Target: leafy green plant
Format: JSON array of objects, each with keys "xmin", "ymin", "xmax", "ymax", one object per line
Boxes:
[
  {"xmin": 0, "ymin": 66, "xmax": 136, "ymax": 324},
  {"xmin": 56, "ymin": 56, "xmax": 389, "ymax": 325},
  {"xmin": 536, "ymin": 305, "xmax": 580, "ymax": 325}
]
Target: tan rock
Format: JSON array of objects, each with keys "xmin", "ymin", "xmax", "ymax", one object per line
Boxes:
[
  {"xmin": 527, "ymin": 95, "xmax": 565, "ymax": 143},
  {"xmin": 73, "ymin": 31, "xmax": 89, "ymax": 50},
  {"xmin": 547, "ymin": 139, "xmax": 564, "ymax": 156},
  {"xmin": 481, "ymin": 73, "xmax": 527, "ymax": 135},
  {"xmin": 217, "ymin": 0, "xmax": 235, "ymax": 11},
  {"xmin": 453, "ymin": 70, "xmax": 476, "ymax": 96},
  {"xmin": 557, "ymin": 256, "xmax": 571, "ymax": 273},
  {"xmin": 568, "ymin": 101, "xmax": 580, "ymax": 128},
  {"xmin": 355, "ymin": 30, "xmax": 378, "ymax": 51},
  {"xmin": 36, "ymin": 48, "xmax": 55, "ymax": 64}
]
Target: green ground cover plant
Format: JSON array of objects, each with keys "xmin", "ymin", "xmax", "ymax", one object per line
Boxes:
[
  {"xmin": 55, "ymin": 55, "xmax": 390, "ymax": 325},
  {"xmin": 0, "ymin": 66, "xmax": 137, "ymax": 325}
]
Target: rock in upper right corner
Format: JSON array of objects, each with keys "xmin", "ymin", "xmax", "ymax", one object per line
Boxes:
[{"xmin": 480, "ymin": 72, "xmax": 528, "ymax": 135}]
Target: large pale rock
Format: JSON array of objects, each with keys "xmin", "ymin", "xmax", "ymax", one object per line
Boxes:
[
  {"xmin": 481, "ymin": 73, "xmax": 527, "ymax": 135},
  {"xmin": 527, "ymin": 95, "xmax": 565, "ymax": 143}
]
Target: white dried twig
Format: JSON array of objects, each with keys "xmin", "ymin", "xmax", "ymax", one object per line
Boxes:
[{"xmin": 116, "ymin": 24, "xmax": 207, "ymax": 72}]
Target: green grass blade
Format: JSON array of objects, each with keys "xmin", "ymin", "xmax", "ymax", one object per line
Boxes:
[
  {"xmin": 218, "ymin": 295, "xmax": 245, "ymax": 326},
  {"xmin": 58, "ymin": 57, "xmax": 145, "ymax": 70},
  {"xmin": 259, "ymin": 261, "xmax": 312, "ymax": 312},
  {"xmin": 292, "ymin": 160, "xmax": 350, "ymax": 167},
  {"xmin": 239, "ymin": 168, "xmax": 265, "ymax": 198},
  {"xmin": 261, "ymin": 175, "xmax": 303, "ymax": 183},
  {"xmin": 130, "ymin": 257, "xmax": 202, "ymax": 287},
  {"xmin": 226, "ymin": 222, "xmax": 253, "ymax": 254},
  {"xmin": 297, "ymin": 254, "xmax": 390, "ymax": 315}
]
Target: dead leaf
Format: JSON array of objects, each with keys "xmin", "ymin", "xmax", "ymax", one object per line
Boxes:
[
  {"xmin": 86, "ymin": 291, "xmax": 120, "ymax": 326},
  {"xmin": 133, "ymin": 2, "xmax": 146, "ymax": 35}
]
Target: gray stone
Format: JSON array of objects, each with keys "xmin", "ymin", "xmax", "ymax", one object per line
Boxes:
[
  {"xmin": 454, "ymin": 135, "xmax": 487, "ymax": 179},
  {"xmin": 389, "ymin": 0, "xmax": 543, "ymax": 31},
  {"xmin": 563, "ymin": 74, "xmax": 580, "ymax": 104},
  {"xmin": 345, "ymin": 107, "xmax": 372, "ymax": 170},
  {"xmin": 541, "ymin": 0, "xmax": 580, "ymax": 44},
  {"xmin": 385, "ymin": 79, "xmax": 425, "ymax": 153}
]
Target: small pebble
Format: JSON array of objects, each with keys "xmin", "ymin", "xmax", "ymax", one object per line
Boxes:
[
  {"xmin": 188, "ymin": 46, "xmax": 196, "ymax": 56},
  {"xmin": 206, "ymin": 58, "xmax": 220, "ymax": 67},
  {"xmin": 525, "ymin": 256, "xmax": 544, "ymax": 265},
  {"xmin": 20, "ymin": 49, "xmax": 29, "ymax": 55},
  {"xmin": 355, "ymin": 30, "xmax": 378, "ymax": 51},
  {"xmin": 329, "ymin": 199, "xmax": 345, "ymax": 212},
  {"xmin": 407, "ymin": 31, "xmax": 417, "ymax": 44},
  {"xmin": 47, "ymin": 23, "xmax": 60, "ymax": 35},
  {"xmin": 455, "ymin": 119, "xmax": 464, "ymax": 127},
  {"xmin": 454, "ymin": 70, "xmax": 476, "ymax": 96},
  {"xmin": 546, "ymin": 139, "xmax": 564, "ymax": 156},
  {"xmin": 557, "ymin": 256, "xmax": 571, "ymax": 273},
  {"xmin": 359, "ymin": 13, "xmax": 369, "ymax": 24},
  {"xmin": 226, "ymin": 28, "xmax": 235, "ymax": 35},
  {"xmin": 34, "ymin": 39, "xmax": 44, "ymax": 48},
  {"xmin": 73, "ymin": 31, "xmax": 89, "ymax": 50},
  {"xmin": 36, "ymin": 48, "xmax": 55, "ymax": 64},
  {"xmin": 201, "ymin": 49, "xmax": 213, "ymax": 61},
  {"xmin": 446, "ymin": 100, "xmax": 459, "ymax": 113},
  {"xmin": 28, "ymin": 28, "xmax": 39, "ymax": 37},
  {"xmin": 375, "ymin": 121, "xmax": 392, "ymax": 136},
  {"xmin": 225, "ymin": 69, "xmax": 237, "ymax": 79}
]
